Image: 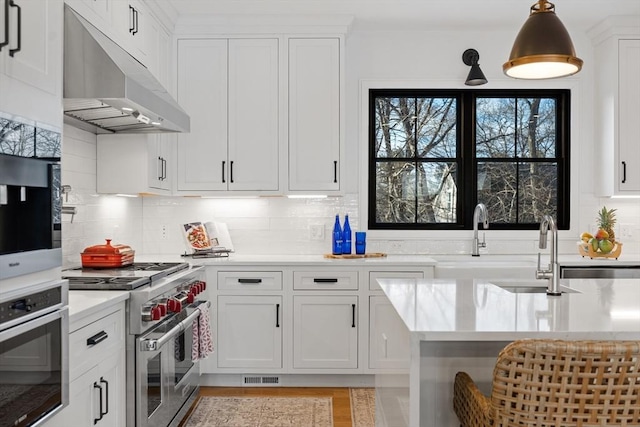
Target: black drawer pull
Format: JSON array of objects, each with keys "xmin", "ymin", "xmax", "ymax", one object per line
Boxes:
[
  {"xmin": 238, "ymin": 278, "xmax": 262, "ymax": 284},
  {"xmin": 313, "ymin": 278, "xmax": 338, "ymax": 283},
  {"xmin": 8, "ymin": 0, "xmax": 21, "ymax": 57},
  {"xmin": 333, "ymin": 160, "xmax": 338, "ymax": 183},
  {"xmin": 275, "ymin": 303, "xmax": 280, "ymax": 328},
  {"xmin": 100, "ymin": 377, "xmax": 109, "ymax": 416},
  {"xmin": 622, "ymin": 161, "xmax": 627, "ymax": 183},
  {"xmin": 351, "ymin": 304, "xmax": 356, "ymax": 328},
  {"xmin": 93, "ymin": 382, "xmax": 103, "ymax": 424},
  {"xmin": 87, "ymin": 331, "xmax": 108, "ymax": 346}
]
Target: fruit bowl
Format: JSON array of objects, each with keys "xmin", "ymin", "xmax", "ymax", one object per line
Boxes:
[{"xmin": 577, "ymin": 241, "xmax": 622, "ymax": 259}]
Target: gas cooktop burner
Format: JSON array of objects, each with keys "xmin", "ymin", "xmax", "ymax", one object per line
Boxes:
[{"xmin": 66, "ymin": 276, "xmax": 151, "ymax": 291}]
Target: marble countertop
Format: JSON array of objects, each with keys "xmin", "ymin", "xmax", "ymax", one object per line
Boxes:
[
  {"xmin": 131, "ymin": 253, "xmax": 639, "ymax": 268},
  {"xmin": 378, "ymin": 277, "xmax": 640, "ymax": 340}
]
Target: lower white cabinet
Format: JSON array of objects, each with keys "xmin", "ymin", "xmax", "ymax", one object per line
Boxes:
[
  {"xmin": 369, "ymin": 296, "xmax": 410, "ymax": 370},
  {"xmin": 217, "ymin": 295, "xmax": 282, "ymax": 369},
  {"xmin": 46, "ymin": 304, "xmax": 126, "ymax": 427},
  {"xmin": 292, "ymin": 295, "xmax": 358, "ymax": 369}
]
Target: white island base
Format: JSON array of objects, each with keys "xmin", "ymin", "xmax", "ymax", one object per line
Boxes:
[{"xmin": 375, "ymin": 278, "xmax": 640, "ymax": 427}]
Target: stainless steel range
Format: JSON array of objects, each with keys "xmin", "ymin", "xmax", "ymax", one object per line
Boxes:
[{"xmin": 62, "ymin": 262, "xmax": 208, "ymax": 427}]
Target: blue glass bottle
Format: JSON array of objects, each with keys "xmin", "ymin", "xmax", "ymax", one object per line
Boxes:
[
  {"xmin": 332, "ymin": 215, "xmax": 343, "ymax": 255},
  {"xmin": 342, "ymin": 214, "xmax": 352, "ymax": 254}
]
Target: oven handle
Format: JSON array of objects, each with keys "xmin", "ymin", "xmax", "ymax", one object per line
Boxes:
[{"xmin": 139, "ymin": 301, "xmax": 209, "ymax": 352}]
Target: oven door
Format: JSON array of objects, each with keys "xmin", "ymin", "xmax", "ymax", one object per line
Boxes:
[
  {"xmin": 0, "ymin": 308, "xmax": 69, "ymax": 427},
  {"xmin": 136, "ymin": 302, "xmax": 205, "ymax": 427}
]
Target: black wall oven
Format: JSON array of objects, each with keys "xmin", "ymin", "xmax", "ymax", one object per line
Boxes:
[
  {"xmin": 0, "ymin": 280, "xmax": 69, "ymax": 427},
  {"xmin": 0, "ymin": 113, "xmax": 62, "ymax": 280}
]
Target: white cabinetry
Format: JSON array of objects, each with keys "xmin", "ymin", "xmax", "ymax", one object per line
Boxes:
[
  {"xmin": 97, "ymin": 134, "xmax": 172, "ymax": 194},
  {"xmin": 110, "ymin": 0, "xmax": 150, "ymax": 64},
  {"xmin": 0, "ymin": 0, "xmax": 62, "ymax": 127},
  {"xmin": 46, "ymin": 304, "xmax": 126, "ymax": 427},
  {"xmin": 288, "ymin": 38, "xmax": 342, "ymax": 193},
  {"xmin": 593, "ymin": 18, "xmax": 640, "ymax": 196},
  {"xmin": 176, "ymin": 38, "xmax": 279, "ymax": 193},
  {"xmin": 368, "ymin": 271, "xmax": 430, "ymax": 370},
  {"xmin": 293, "ymin": 295, "xmax": 358, "ymax": 369},
  {"xmin": 213, "ymin": 271, "xmax": 284, "ymax": 371},
  {"xmin": 217, "ymin": 295, "xmax": 282, "ymax": 369}
]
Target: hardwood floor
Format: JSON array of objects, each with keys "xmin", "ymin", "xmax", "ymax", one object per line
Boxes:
[{"xmin": 181, "ymin": 387, "xmax": 354, "ymax": 427}]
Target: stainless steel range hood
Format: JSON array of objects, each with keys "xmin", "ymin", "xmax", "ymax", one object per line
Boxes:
[{"xmin": 63, "ymin": 5, "xmax": 190, "ymax": 134}]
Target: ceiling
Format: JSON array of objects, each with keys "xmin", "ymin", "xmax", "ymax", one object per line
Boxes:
[{"xmin": 161, "ymin": 0, "xmax": 640, "ymax": 31}]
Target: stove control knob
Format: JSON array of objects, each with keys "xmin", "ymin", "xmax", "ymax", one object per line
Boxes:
[
  {"xmin": 158, "ymin": 301, "xmax": 167, "ymax": 317},
  {"xmin": 141, "ymin": 304, "xmax": 154, "ymax": 322},
  {"xmin": 168, "ymin": 298, "xmax": 182, "ymax": 313},
  {"xmin": 187, "ymin": 291, "xmax": 195, "ymax": 304},
  {"xmin": 151, "ymin": 305, "xmax": 162, "ymax": 321},
  {"xmin": 190, "ymin": 284, "xmax": 199, "ymax": 295}
]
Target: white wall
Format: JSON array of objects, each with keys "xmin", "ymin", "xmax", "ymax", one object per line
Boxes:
[{"xmin": 60, "ymin": 23, "xmax": 640, "ymax": 265}]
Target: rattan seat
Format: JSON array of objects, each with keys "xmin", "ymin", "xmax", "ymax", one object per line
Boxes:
[{"xmin": 453, "ymin": 339, "xmax": 640, "ymax": 427}]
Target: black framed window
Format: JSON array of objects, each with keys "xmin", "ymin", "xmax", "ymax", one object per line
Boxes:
[{"xmin": 369, "ymin": 89, "xmax": 570, "ymax": 230}]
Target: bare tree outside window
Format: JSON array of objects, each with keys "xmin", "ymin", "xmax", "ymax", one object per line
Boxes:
[{"xmin": 369, "ymin": 89, "xmax": 570, "ymax": 230}]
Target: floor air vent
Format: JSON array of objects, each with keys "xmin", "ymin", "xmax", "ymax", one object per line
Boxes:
[{"xmin": 242, "ymin": 375, "xmax": 280, "ymax": 386}]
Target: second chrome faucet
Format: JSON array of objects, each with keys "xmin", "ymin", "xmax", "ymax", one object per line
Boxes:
[
  {"xmin": 472, "ymin": 203, "xmax": 489, "ymax": 256},
  {"xmin": 536, "ymin": 214, "xmax": 561, "ymax": 295}
]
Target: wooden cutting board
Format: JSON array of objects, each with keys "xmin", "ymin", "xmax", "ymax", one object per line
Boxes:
[{"xmin": 323, "ymin": 252, "xmax": 387, "ymax": 259}]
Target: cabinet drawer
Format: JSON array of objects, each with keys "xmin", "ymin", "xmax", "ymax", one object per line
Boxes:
[
  {"xmin": 369, "ymin": 271, "xmax": 424, "ymax": 291},
  {"xmin": 69, "ymin": 310, "xmax": 123, "ymax": 381},
  {"xmin": 218, "ymin": 271, "xmax": 283, "ymax": 290},
  {"xmin": 294, "ymin": 271, "xmax": 358, "ymax": 290}
]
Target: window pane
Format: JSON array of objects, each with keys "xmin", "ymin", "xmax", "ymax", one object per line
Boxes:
[
  {"xmin": 374, "ymin": 97, "xmax": 417, "ymax": 158},
  {"xmin": 417, "ymin": 162, "xmax": 457, "ymax": 223},
  {"xmin": 476, "ymin": 98, "xmax": 516, "ymax": 158},
  {"xmin": 516, "ymin": 98, "xmax": 556, "ymax": 158},
  {"xmin": 375, "ymin": 161, "xmax": 416, "ymax": 223},
  {"xmin": 518, "ymin": 162, "xmax": 557, "ymax": 222},
  {"xmin": 416, "ymin": 97, "xmax": 457, "ymax": 158},
  {"xmin": 477, "ymin": 162, "xmax": 517, "ymax": 223}
]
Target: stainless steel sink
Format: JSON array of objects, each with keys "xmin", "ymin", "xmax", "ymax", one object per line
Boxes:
[{"xmin": 490, "ymin": 280, "xmax": 581, "ymax": 294}]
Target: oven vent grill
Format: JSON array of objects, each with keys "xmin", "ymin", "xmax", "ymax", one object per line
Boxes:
[{"xmin": 242, "ymin": 375, "xmax": 280, "ymax": 386}]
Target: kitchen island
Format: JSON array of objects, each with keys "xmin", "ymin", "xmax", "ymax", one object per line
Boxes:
[{"xmin": 376, "ymin": 277, "xmax": 640, "ymax": 427}]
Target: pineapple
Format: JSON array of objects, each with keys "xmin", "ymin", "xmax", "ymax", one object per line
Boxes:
[{"xmin": 597, "ymin": 206, "xmax": 617, "ymax": 243}]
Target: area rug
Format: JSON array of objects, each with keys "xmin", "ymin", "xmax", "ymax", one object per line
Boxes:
[
  {"xmin": 182, "ymin": 396, "xmax": 333, "ymax": 427},
  {"xmin": 350, "ymin": 388, "xmax": 375, "ymax": 427}
]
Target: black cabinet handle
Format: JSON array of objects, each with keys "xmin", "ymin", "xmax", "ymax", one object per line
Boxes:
[
  {"xmin": 313, "ymin": 278, "xmax": 338, "ymax": 283},
  {"xmin": 237, "ymin": 278, "xmax": 262, "ymax": 284},
  {"xmin": 157, "ymin": 156, "xmax": 163, "ymax": 180},
  {"xmin": 133, "ymin": 7, "xmax": 138, "ymax": 35},
  {"xmin": 8, "ymin": 0, "xmax": 20, "ymax": 57},
  {"xmin": 622, "ymin": 161, "xmax": 627, "ymax": 184},
  {"xmin": 333, "ymin": 160, "xmax": 338, "ymax": 183},
  {"xmin": 275, "ymin": 303, "xmax": 280, "ymax": 328},
  {"xmin": 0, "ymin": 0, "xmax": 8, "ymax": 51},
  {"xmin": 129, "ymin": 5, "xmax": 135, "ymax": 33},
  {"xmin": 230, "ymin": 161, "xmax": 234, "ymax": 183},
  {"xmin": 162, "ymin": 157, "xmax": 167, "ymax": 180},
  {"xmin": 87, "ymin": 331, "xmax": 108, "ymax": 346},
  {"xmin": 93, "ymin": 382, "xmax": 103, "ymax": 424},
  {"xmin": 222, "ymin": 161, "xmax": 226, "ymax": 183},
  {"xmin": 100, "ymin": 377, "xmax": 109, "ymax": 417},
  {"xmin": 351, "ymin": 304, "xmax": 356, "ymax": 328}
]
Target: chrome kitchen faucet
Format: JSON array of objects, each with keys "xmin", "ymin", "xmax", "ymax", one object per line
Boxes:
[
  {"xmin": 536, "ymin": 214, "xmax": 561, "ymax": 295},
  {"xmin": 472, "ymin": 203, "xmax": 489, "ymax": 256}
]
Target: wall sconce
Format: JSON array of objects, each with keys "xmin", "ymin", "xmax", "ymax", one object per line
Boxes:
[
  {"xmin": 462, "ymin": 49, "xmax": 488, "ymax": 86},
  {"xmin": 503, "ymin": 0, "xmax": 583, "ymax": 79}
]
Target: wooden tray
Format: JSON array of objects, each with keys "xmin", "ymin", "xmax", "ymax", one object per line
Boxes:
[
  {"xmin": 577, "ymin": 241, "xmax": 622, "ymax": 259},
  {"xmin": 324, "ymin": 252, "xmax": 387, "ymax": 259}
]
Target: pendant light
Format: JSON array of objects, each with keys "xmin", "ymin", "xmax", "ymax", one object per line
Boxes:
[{"xmin": 503, "ymin": 0, "xmax": 583, "ymax": 79}]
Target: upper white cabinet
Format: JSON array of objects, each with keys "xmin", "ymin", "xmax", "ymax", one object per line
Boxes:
[
  {"xmin": 110, "ymin": 0, "xmax": 150, "ymax": 64},
  {"xmin": 0, "ymin": 0, "xmax": 62, "ymax": 127},
  {"xmin": 288, "ymin": 37, "xmax": 342, "ymax": 193},
  {"xmin": 97, "ymin": 134, "xmax": 173, "ymax": 194},
  {"xmin": 176, "ymin": 38, "xmax": 279, "ymax": 193},
  {"xmin": 592, "ymin": 18, "xmax": 640, "ymax": 196}
]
